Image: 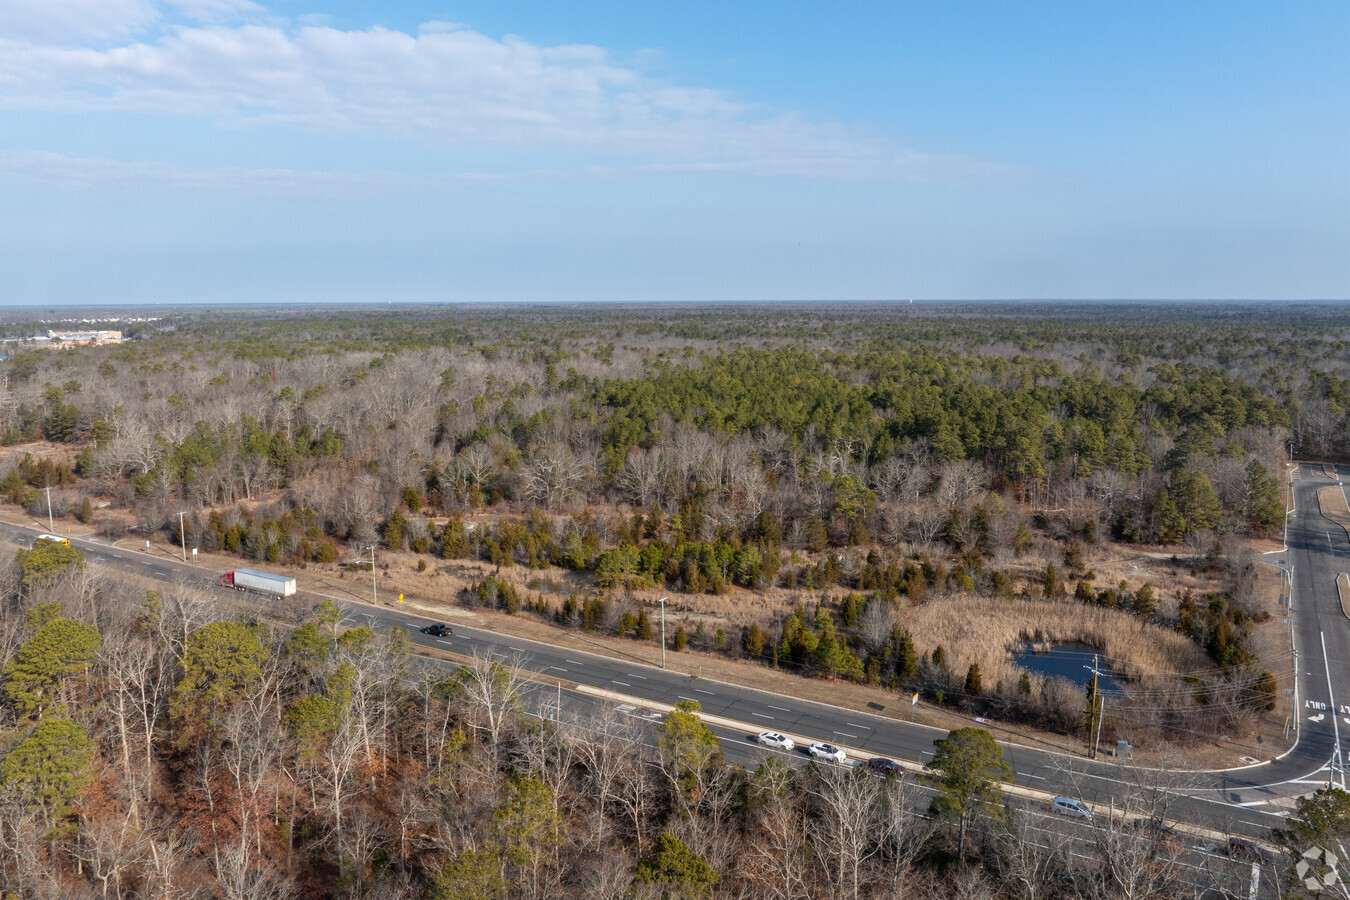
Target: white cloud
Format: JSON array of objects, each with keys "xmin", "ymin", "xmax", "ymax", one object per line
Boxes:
[
  {"xmin": 163, "ymin": 0, "xmax": 265, "ymax": 23},
  {"xmin": 0, "ymin": 0, "xmax": 158, "ymax": 42},
  {"xmin": 0, "ymin": 0, "xmax": 260, "ymax": 43},
  {"xmin": 0, "ymin": 10, "xmax": 1015, "ymax": 183}
]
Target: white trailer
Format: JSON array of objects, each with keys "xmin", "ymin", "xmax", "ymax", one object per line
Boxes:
[{"xmin": 220, "ymin": 568, "xmax": 297, "ymax": 597}]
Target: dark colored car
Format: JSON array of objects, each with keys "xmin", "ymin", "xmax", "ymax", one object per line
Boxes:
[
  {"xmin": 421, "ymin": 623, "xmax": 452, "ymax": 637},
  {"xmin": 1226, "ymin": 838, "xmax": 1274, "ymax": 864},
  {"xmin": 864, "ymin": 757, "xmax": 904, "ymax": 778}
]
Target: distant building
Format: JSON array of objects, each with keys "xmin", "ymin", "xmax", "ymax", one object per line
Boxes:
[{"xmin": 46, "ymin": 330, "xmax": 122, "ymax": 347}]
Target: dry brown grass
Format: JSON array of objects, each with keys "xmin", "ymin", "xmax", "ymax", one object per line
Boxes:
[
  {"xmin": 901, "ymin": 595, "xmax": 1210, "ymax": 689},
  {"xmin": 1089, "ymin": 552, "xmax": 1221, "ymax": 607},
  {"xmin": 1339, "ymin": 573, "xmax": 1350, "ymax": 621}
]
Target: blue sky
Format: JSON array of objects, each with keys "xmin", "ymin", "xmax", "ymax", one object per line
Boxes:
[{"xmin": 0, "ymin": 1, "xmax": 1345, "ymax": 303}]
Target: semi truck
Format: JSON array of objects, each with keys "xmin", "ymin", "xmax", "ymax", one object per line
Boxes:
[{"xmin": 220, "ymin": 568, "xmax": 297, "ymax": 598}]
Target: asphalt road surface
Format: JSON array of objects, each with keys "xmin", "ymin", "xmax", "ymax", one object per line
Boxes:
[{"xmin": 5, "ymin": 468, "xmax": 1346, "ymax": 849}]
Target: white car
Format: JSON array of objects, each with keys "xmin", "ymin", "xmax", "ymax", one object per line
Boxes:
[
  {"xmin": 809, "ymin": 742, "xmax": 848, "ymax": 763},
  {"xmin": 756, "ymin": 731, "xmax": 794, "ymax": 751},
  {"xmin": 1052, "ymin": 796, "xmax": 1093, "ymax": 819}
]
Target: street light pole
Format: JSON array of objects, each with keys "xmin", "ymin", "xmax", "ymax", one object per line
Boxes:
[
  {"xmin": 45, "ymin": 484, "xmax": 53, "ymax": 532},
  {"xmin": 658, "ymin": 596, "xmax": 667, "ymax": 669},
  {"xmin": 178, "ymin": 511, "xmax": 187, "ymax": 561},
  {"xmin": 1322, "ymin": 631, "xmax": 1346, "ymax": 791}
]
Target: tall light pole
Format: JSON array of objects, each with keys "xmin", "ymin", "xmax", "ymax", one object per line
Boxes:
[
  {"xmin": 45, "ymin": 483, "xmax": 53, "ymax": 532},
  {"xmin": 178, "ymin": 511, "xmax": 187, "ymax": 561},
  {"xmin": 1322, "ymin": 631, "xmax": 1346, "ymax": 791},
  {"xmin": 658, "ymin": 596, "xmax": 667, "ymax": 669}
]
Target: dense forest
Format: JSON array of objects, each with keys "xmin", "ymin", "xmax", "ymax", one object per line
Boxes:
[
  {"xmin": 0, "ymin": 304, "xmax": 1337, "ymax": 741},
  {"xmin": 2, "ymin": 302, "xmax": 1350, "ymax": 897}
]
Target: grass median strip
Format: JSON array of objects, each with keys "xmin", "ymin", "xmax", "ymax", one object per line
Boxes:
[{"xmin": 1318, "ymin": 484, "xmax": 1350, "ymax": 532}]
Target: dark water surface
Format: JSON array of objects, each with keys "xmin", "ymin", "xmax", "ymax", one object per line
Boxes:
[{"xmin": 1013, "ymin": 642, "xmax": 1124, "ymax": 693}]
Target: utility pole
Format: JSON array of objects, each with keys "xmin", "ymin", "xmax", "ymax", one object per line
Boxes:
[
  {"xmin": 1090, "ymin": 685, "xmax": 1101, "ymax": 755},
  {"xmin": 369, "ymin": 545, "xmax": 378, "ymax": 606},
  {"xmin": 1085, "ymin": 655, "xmax": 1103, "ymax": 759},
  {"xmin": 178, "ymin": 511, "xmax": 187, "ymax": 561},
  {"xmin": 658, "ymin": 596, "xmax": 667, "ymax": 669}
]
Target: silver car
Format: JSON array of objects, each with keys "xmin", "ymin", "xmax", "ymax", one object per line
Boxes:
[{"xmin": 1052, "ymin": 796, "xmax": 1093, "ymax": 819}]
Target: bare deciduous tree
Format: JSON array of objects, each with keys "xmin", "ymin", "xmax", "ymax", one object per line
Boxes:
[
  {"xmin": 215, "ymin": 843, "xmax": 294, "ymax": 900},
  {"xmin": 618, "ymin": 448, "xmax": 667, "ymax": 508},
  {"xmin": 859, "ymin": 598, "xmax": 898, "ymax": 659},
  {"xmin": 450, "ymin": 650, "xmax": 526, "ymax": 764},
  {"xmin": 805, "ymin": 765, "xmax": 886, "ymax": 900},
  {"xmin": 520, "ymin": 444, "xmax": 590, "ymax": 510},
  {"xmin": 936, "ymin": 460, "xmax": 988, "ymax": 511}
]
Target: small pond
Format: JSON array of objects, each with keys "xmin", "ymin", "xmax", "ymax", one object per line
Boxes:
[
  {"xmin": 1013, "ymin": 642, "xmax": 1124, "ymax": 694},
  {"xmin": 525, "ymin": 577, "xmax": 564, "ymax": 595}
]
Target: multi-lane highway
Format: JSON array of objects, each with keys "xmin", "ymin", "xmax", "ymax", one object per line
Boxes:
[
  {"xmin": 3, "ymin": 465, "xmax": 1346, "ymax": 845},
  {"xmin": 1276, "ymin": 463, "xmax": 1350, "ymax": 784}
]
